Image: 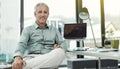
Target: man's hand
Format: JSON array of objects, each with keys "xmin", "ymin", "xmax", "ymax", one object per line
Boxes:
[
  {"xmin": 54, "ymin": 44, "xmax": 62, "ymax": 48},
  {"xmin": 12, "ymin": 56, "xmax": 26, "ymax": 69}
]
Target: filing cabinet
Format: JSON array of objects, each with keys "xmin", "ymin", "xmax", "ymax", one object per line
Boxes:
[
  {"xmin": 67, "ymin": 58, "xmax": 118, "ymax": 69},
  {"xmin": 67, "ymin": 58, "xmax": 97, "ymax": 69}
]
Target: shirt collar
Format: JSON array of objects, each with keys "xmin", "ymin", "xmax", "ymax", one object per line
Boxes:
[{"xmin": 34, "ymin": 22, "xmax": 49, "ymax": 29}]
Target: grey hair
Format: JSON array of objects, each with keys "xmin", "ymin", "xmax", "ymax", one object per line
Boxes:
[{"xmin": 34, "ymin": 3, "xmax": 49, "ymax": 13}]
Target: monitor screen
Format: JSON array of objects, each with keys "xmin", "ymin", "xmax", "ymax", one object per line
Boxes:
[{"xmin": 64, "ymin": 23, "xmax": 87, "ymax": 39}]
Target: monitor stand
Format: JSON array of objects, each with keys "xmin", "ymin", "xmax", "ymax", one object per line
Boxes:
[{"xmin": 76, "ymin": 40, "xmax": 84, "ymax": 58}]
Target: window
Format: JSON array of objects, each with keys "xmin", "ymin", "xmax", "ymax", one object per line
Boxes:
[
  {"xmin": 82, "ymin": 0, "xmax": 101, "ymax": 47},
  {"xmin": 0, "ymin": 0, "xmax": 20, "ymax": 55},
  {"xmin": 104, "ymin": 0, "xmax": 120, "ymax": 39}
]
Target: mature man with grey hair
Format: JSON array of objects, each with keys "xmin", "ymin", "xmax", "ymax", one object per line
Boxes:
[{"xmin": 12, "ymin": 2, "xmax": 67, "ymax": 69}]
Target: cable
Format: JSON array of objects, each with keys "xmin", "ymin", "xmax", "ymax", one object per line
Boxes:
[{"xmin": 89, "ymin": 18, "xmax": 97, "ymax": 47}]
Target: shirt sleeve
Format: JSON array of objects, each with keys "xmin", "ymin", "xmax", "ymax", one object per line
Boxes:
[
  {"xmin": 55, "ymin": 28, "xmax": 68, "ymax": 52},
  {"xmin": 13, "ymin": 27, "xmax": 30, "ymax": 57}
]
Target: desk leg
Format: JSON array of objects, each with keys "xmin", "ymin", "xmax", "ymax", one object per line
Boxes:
[{"xmin": 98, "ymin": 57, "xmax": 101, "ymax": 69}]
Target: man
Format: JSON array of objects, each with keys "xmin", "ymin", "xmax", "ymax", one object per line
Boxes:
[{"xmin": 12, "ymin": 3, "xmax": 67, "ymax": 69}]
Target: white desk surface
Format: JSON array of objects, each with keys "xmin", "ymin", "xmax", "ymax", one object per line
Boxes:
[{"xmin": 71, "ymin": 48, "xmax": 120, "ymax": 60}]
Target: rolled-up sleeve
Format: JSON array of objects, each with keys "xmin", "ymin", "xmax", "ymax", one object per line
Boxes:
[
  {"xmin": 55, "ymin": 29, "xmax": 68, "ymax": 52},
  {"xmin": 14, "ymin": 27, "xmax": 30, "ymax": 57}
]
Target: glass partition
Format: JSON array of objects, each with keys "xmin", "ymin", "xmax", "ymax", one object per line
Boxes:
[
  {"xmin": 0, "ymin": 0, "xmax": 20, "ymax": 63},
  {"xmin": 104, "ymin": 0, "xmax": 120, "ymax": 39},
  {"xmin": 104, "ymin": 0, "xmax": 120, "ymax": 49},
  {"xmin": 82, "ymin": 0, "xmax": 101, "ymax": 47}
]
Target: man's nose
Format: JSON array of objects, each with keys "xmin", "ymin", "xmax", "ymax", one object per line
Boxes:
[{"xmin": 41, "ymin": 13, "xmax": 45, "ymax": 16}]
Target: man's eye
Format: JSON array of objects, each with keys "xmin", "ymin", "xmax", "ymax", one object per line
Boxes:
[
  {"xmin": 44, "ymin": 11, "xmax": 48, "ymax": 13},
  {"xmin": 38, "ymin": 11, "xmax": 42, "ymax": 13}
]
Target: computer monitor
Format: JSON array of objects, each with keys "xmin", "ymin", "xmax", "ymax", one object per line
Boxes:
[{"xmin": 64, "ymin": 23, "xmax": 87, "ymax": 39}]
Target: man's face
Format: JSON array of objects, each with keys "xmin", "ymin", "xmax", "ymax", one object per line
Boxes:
[{"xmin": 35, "ymin": 5, "xmax": 49, "ymax": 24}]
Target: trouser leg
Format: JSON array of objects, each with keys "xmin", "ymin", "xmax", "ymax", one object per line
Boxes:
[{"xmin": 23, "ymin": 48, "xmax": 66, "ymax": 69}]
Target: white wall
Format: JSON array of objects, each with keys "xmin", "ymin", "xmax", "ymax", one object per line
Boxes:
[{"xmin": 0, "ymin": 0, "xmax": 20, "ymax": 54}]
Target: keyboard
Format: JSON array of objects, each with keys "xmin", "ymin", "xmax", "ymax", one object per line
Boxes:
[
  {"xmin": 73, "ymin": 47, "xmax": 88, "ymax": 51},
  {"xmin": 97, "ymin": 48, "xmax": 118, "ymax": 52}
]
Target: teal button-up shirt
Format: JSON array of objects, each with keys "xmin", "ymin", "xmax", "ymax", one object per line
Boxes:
[{"xmin": 14, "ymin": 23, "xmax": 67, "ymax": 57}]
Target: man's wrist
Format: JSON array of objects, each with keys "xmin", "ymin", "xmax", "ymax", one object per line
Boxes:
[{"xmin": 14, "ymin": 56, "xmax": 23, "ymax": 60}]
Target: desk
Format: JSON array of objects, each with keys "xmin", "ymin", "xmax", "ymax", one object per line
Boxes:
[
  {"xmin": 73, "ymin": 50, "xmax": 120, "ymax": 60},
  {"xmin": 70, "ymin": 48, "xmax": 120, "ymax": 69}
]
